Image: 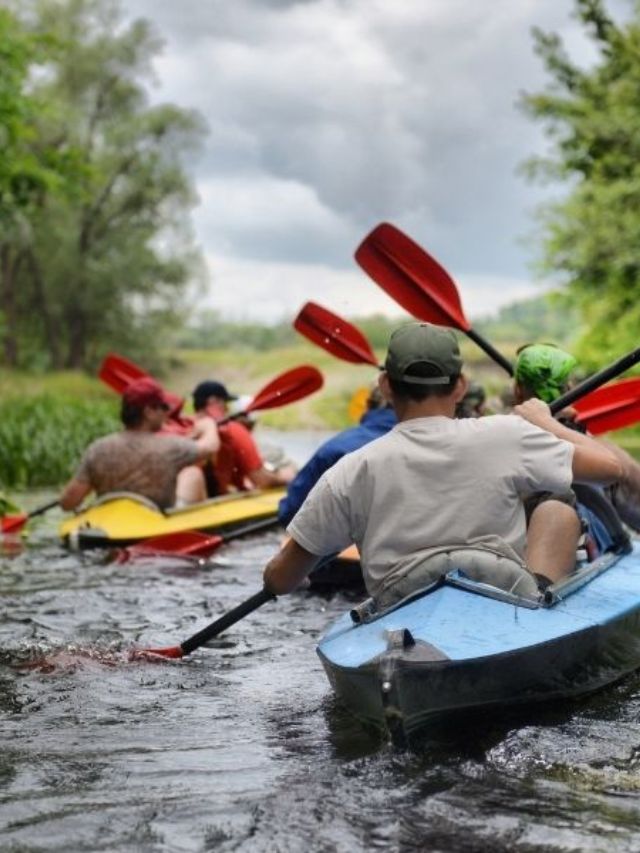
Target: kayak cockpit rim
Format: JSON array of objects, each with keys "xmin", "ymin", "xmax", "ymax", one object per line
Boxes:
[{"xmin": 349, "ymin": 544, "xmax": 631, "ymax": 627}]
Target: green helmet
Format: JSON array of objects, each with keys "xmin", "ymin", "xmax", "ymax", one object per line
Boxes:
[{"xmin": 514, "ymin": 343, "xmax": 577, "ymax": 404}]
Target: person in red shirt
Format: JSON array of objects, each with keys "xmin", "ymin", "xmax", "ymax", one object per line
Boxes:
[{"xmin": 192, "ymin": 381, "xmax": 296, "ymax": 495}]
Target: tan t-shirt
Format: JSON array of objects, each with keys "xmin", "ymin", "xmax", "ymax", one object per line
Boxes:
[
  {"xmin": 287, "ymin": 414, "xmax": 574, "ymax": 598},
  {"xmin": 74, "ymin": 431, "xmax": 200, "ymax": 509}
]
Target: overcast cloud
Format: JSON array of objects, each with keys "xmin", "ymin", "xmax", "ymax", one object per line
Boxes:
[{"xmin": 123, "ymin": 0, "xmax": 628, "ymax": 322}]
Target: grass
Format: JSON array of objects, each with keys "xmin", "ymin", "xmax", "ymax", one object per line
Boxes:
[{"xmin": 0, "ymin": 394, "xmax": 119, "ymax": 488}]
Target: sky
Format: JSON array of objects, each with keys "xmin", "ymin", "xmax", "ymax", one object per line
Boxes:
[{"xmin": 123, "ymin": 0, "xmax": 627, "ymax": 323}]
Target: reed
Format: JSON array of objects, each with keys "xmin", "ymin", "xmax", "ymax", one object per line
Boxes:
[{"xmin": 0, "ymin": 395, "xmax": 119, "ymax": 487}]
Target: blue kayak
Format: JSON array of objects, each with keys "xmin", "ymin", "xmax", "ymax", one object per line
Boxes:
[{"xmin": 317, "ymin": 540, "xmax": 640, "ymax": 746}]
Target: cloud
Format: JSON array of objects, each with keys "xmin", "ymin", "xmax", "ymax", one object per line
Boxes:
[
  {"xmin": 193, "ymin": 252, "xmax": 541, "ymax": 324},
  {"xmin": 123, "ymin": 0, "xmax": 630, "ymax": 319}
]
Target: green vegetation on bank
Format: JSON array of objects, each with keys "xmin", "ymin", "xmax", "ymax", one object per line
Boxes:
[{"xmin": 0, "ymin": 394, "xmax": 118, "ymax": 488}]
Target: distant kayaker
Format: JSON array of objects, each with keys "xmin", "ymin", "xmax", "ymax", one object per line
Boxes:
[
  {"xmin": 278, "ymin": 385, "xmax": 396, "ymax": 527},
  {"xmin": 60, "ymin": 378, "xmax": 219, "ymax": 511},
  {"xmin": 192, "ymin": 380, "xmax": 296, "ymax": 494},
  {"xmin": 263, "ymin": 322, "xmax": 622, "ymax": 607},
  {"xmin": 514, "ymin": 342, "xmax": 640, "ymax": 533}
]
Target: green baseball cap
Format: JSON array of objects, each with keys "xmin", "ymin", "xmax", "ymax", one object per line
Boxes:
[
  {"xmin": 385, "ymin": 322, "xmax": 462, "ymax": 385},
  {"xmin": 514, "ymin": 343, "xmax": 577, "ymax": 403}
]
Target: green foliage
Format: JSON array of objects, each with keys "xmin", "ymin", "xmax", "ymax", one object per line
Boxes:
[
  {"xmin": 522, "ymin": 0, "xmax": 640, "ymax": 369},
  {"xmin": 475, "ymin": 293, "xmax": 582, "ymax": 348},
  {"xmin": 1, "ymin": 0, "xmax": 206, "ymax": 371},
  {"xmin": 0, "ymin": 394, "xmax": 118, "ymax": 487},
  {"xmin": 176, "ymin": 311, "xmax": 298, "ymax": 351}
]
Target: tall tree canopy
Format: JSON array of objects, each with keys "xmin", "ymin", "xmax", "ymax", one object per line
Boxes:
[
  {"xmin": 522, "ymin": 0, "xmax": 640, "ymax": 367},
  {"xmin": 1, "ymin": 0, "xmax": 207, "ymax": 371}
]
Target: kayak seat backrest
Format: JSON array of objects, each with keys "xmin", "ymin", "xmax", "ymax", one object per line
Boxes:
[
  {"xmin": 370, "ymin": 548, "xmax": 540, "ymax": 618},
  {"xmin": 436, "ymin": 547, "xmax": 540, "ymax": 601},
  {"xmin": 573, "ymin": 483, "xmax": 632, "ymax": 555}
]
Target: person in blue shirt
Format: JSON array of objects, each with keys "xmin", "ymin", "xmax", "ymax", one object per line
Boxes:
[{"xmin": 278, "ymin": 386, "xmax": 397, "ymax": 526}]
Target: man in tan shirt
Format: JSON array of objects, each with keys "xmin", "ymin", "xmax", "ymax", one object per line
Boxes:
[
  {"xmin": 60, "ymin": 378, "xmax": 219, "ymax": 510},
  {"xmin": 263, "ymin": 323, "xmax": 622, "ymax": 605}
]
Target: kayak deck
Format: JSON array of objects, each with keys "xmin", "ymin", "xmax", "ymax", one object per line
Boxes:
[
  {"xmin": 60, "ymin": 488, "xmax": 285, "ymax": 548},
  {"xmin": 317, "ymin": 542, "xmax": 640, "ymax": 745}
]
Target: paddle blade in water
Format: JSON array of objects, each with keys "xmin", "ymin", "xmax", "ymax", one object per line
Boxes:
[
  {"xmin": 1, "ymin": 514, "xmax": 28, "ymax": 533},
  {"xmin": 129, "ymin": 645, "xmax": 184, "ymax": 661},
  {"xmin": 247, "ymin": 365, "xmax": 324, "ymax": 413},
  {"xmin": 120, "ymin": 531, "xmax": 224, "ymax": 561},
  {"xmin": 294, "ymin": 302, "xmax": 379, "ymax": 367},
  {"xmin": 355, "ymin": 222, "xmax": 471, "ymax": 331}
]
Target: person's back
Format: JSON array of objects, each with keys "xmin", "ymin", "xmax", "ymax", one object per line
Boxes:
[
  {"xmin": 263, "ymin": 322, "xmax": 622, "ymax": 604},
  {"xmin": 290, "ymin": 413, "xmax": 571, "ymax": 601},
  {"xmin": 278, "ymin": 391, "xmax": 396, "ymax": 525},
  {"xmin": 73, "ymin": 431, "xmax": 199, "ymax": 510},
  {"xmin": 60, "ymin": 378, "xmax": 219, "ymax": 511}
]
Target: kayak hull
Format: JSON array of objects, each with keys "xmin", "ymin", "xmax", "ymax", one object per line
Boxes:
[
  {"xmin": 317, "ymin": 544, "xmax": 640, "ymax": 745},
  {"xmin": 59, "ymin": 489, "xmax": 285, "ymax": 549}
]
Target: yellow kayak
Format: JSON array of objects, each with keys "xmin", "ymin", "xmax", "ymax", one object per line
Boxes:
[{"xmin": 60, "ymin": 488, "xmax": 285, "ymax": 549}]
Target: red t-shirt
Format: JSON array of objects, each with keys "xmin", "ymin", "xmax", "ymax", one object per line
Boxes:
[{"xmin": 214, "ymin": 420, "xmax": 263, "ymax": 493}]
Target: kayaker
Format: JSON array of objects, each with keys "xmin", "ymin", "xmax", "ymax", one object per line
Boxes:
[
  {"xmin": 60, "ymin": 378, "xmax": 219, "ymax": 511},
  {"xmin": 262, "ymin": 322, "xmax": 622, "ymax": 607},
  {"xmin": 514, "ymin": 343, "xmax": 640, "ymax": 533},
  {"xmin": 278, "ymin": 385, "xmax": 397, "ymax": 526},
  {"xmin": 192, "ymin": 380, "xmax": 296, "ymax": 494}
]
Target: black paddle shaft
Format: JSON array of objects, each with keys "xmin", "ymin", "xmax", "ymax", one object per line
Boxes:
[
  {"xmin": 180, "ymin": 587, "xmax": 276, "ymax": 656},
  {"xmin": 29, "ymin": 500, "xmax": 60, "ymax": 519},
  {"xmin": 550, "ymin": 346, "xmax": 640, "ymax": 415}
]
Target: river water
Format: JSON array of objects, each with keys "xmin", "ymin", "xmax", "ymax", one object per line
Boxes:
[{"xmin": 2, "ymin": 431, "xmax": 640, "ymax": 851}]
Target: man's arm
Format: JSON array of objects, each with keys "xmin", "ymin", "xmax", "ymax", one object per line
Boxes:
[
  {"xmin": 514, "ymin": 399, "xmax": 623, "ymax": 484},
  {"xmin": 59, "ymin": 478, "xmax": 92, "ymax": 511},
  {"xmin": 190, "ymin": 417, "xmax": 220, "ymax": 460},
  {"xmin": 263, "ymin": 538, "xmax": 321, "ymax": 594}
]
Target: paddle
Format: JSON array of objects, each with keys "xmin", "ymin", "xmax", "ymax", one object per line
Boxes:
[
  {"xmin": 98, "ymin": 353, "xmax": 185, "ymax": 416},
  {"xmin": 574, "ymin": 377, "xmax": 640, "ymax": 435},
  {"xmin": 355, "ymin": 222, "xmax": 514, "ymax": 376},
  {"xmin": 294, "ymin": 302, "xmax": 381, "ymax": 368},
  {"xmin": 549, "ymin": 349, "xmax": 640, "ymax": 416},
  {"xmin": 131, "ymin": 587, "xmax": 276, "ymax": 659},
  {"xmin": 1, "ymin": 499, "xmax": 60, "ymax": 533},
  {"xmin": 117, "ymin": 515, "xmax": 280, "ymax": 562},
  {"xmin": 215, "ymin": 365, "xmax": 324, "ymax": 424}
]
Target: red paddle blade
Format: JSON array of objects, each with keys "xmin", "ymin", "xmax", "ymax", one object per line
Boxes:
[
  {"xmin": 574, "ymin": 378, "xmax": 640, "ymax": 434},
  {"xmin": 355, "ymin": 222, "xmax": 471, "ymax": 331},
  {"xmin": 122, "ymin": 531, "xmax": 223, "ymax": 560},
  {"xmin": 99, "ymin": 353, "xmax": 148, "ymax": 394},
  {"xmin": 246, "ymin": 365, "xmax": 324, "ymax": 413},
  {"xmin": 98, "ymin": 352, "xmax": 185, "ymax": 417},
  {"xmin": 580, "ymin": 399, "xmax": 640, "ymax": 435},
  {"xmin": 1, "ymin": 514, "xmax": 27, "ymax": 533},
  {"xmin": 294, "ymin": 302, "xmax": 379, "ymax": 367},
  {"xmin": 574, "ymin": 377, "xmax": 640, "ymax": 415},
  {"xmin": 129, "ymin": 646, "xmax": 184, "ymax": 661}
]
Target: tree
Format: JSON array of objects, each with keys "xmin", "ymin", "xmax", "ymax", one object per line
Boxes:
[
  {"xmin": 522, "ymin": 0, "xmax": 640, "ymax": 367},
  {"xmin": 5, "ymin": 0, "xmax": 207, "ymax": 370},
  {"xmin": 0, "ymin": 7, "xmax": 71, "ymax": 366}
]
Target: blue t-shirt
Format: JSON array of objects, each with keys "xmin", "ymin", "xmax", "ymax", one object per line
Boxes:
[{"xmin": 278, "ymin": 407, "xmax": 397, "ymax": 526}]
